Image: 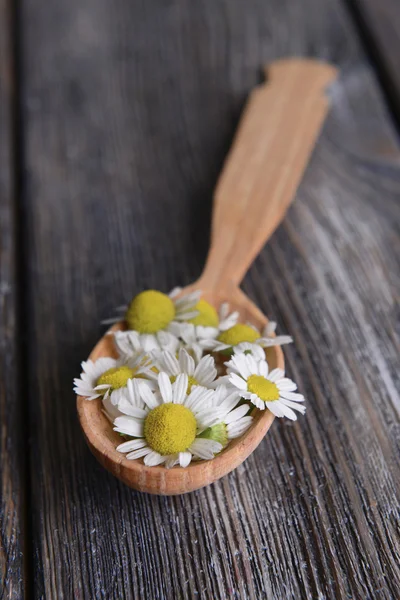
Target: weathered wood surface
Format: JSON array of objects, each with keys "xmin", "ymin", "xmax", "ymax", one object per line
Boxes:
[
  {"xmin": 0, "ymin": 0, "xmax": 24, "ymax": 598},
  {"xmin": 5, "ymin": 0, "xmax": 400, "ymax": 597},
  {"xmin": 350, "ymin": 0, "xmax": 400, "ymax": 117}
]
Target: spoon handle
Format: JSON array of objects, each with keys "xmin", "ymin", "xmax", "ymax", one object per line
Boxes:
[{"xmin": 199, "ymin": 58, "xmax": 337, "ymax": 291}]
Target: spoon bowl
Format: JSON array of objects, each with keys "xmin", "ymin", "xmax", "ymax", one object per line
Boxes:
[
  {"xmin": 77, "ymin": 287, "xmax": 283, "ymax": 494},
  {"xmin": 77, "ymin": 58, "xmax": 337, "ymax": 494}
]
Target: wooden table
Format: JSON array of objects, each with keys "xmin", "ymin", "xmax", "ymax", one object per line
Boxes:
[{"xmin": 1, "ymin": 0, "xmax": 399, "ymax": 598}]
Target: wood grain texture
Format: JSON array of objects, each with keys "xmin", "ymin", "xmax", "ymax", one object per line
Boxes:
[
  {"xmin": 203, "ymin": 59, "xmax": 337, "ymax": 289},
  {"xmin": 19, "ymin": 0, "xmax": 400, "ymax": 598},
  {"xmin": 348, "ymin": 0, "xmax": 400, "ymax": 117},
  {"xmin": 0, "ymin": 0, "xmax": 24, "ymax": 598}
]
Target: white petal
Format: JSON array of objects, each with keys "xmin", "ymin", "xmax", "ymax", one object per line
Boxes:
[
  {"xmin": 264, "ymin": 321, "xmax": 276, "ymax": 335},
  {"xmin": 279, "ymin": 390, "xmax": 305, "ymax": 402},
  {"xmin": 278, "ymin": 379, "xmax": 298, "ymax": 392},
  {"xmin": 144, "ymin": 451, "xmax": 167, "ymax": 466},
  {"xmin": 234, "ymin": 343, "xmax": 265, "ymax": 362},
  {"xmin": 281, "ymin": 398, "xmax": 306, "ymax": 413},
  {"xmin": 179, "ymin": 451, "xmax": 192, "ymax": 467},
  {"xmin": 102, "ymin": 396, "xmax": 121, "ymax": 421},
  {"xmin": 139, "ymin": 381, "xmax": 160, "ymax": 409},
  {"xmin": 208, "ymin": 375, "xmax": 231, "ymax": 389},
  {"xmin": 175, "ymin": 310, "xmax": 199, "ymax": 321},
  {"xmin": 138, "ymin": 334, "xmax": 159, "ymax": 352},
  {"xmin": 127, "ymin": 378, "xmax": 142, "ymax": 406},
  {"xmin": 258, "ymin": 360, "xmax": 268, "ymax": 377},
  {"xmin": 165, "ymin": 454, "xmax": 180, "ymax": 469},
  {"xmin": 73, "ymin": 382, "xmax": 99, "ymax": 399},
  {"xmin": 189, "ymin": 438, "xmax": 222, "ymax": 460},
  {"xmin": 268, "ymin": 368, "xmax": 285, "ymax": 382},
  {"xmin": 126, "ymin": 447, "xmax": 152, "ymax": 460},
  {"xmin": 220, "ymin": 392, "xmax": 242, "ymax": 413},
  {"xmin": 265, "ymin": 401, "xmax": 288, "ymax": 418},
  {"xmin": 196, "ymin": 326, "xmax": 219, "ymax": 340},
  {"xmin": 158, "ymin": 372, "xmax": 172, "ymax": 403},
  {"xmin": 217, "ymin": 389, "xmax": 241, "ymax": 413},
  {"xmin": 179, "ymin": 325, "xmax": 196, "ymax": 345},
  {"xmin": 196, "ymin": 409, "xmax": 226, "ymax": 430},
  {"xmin": 168, "ymin": 286, "xmax": 182, "ymax": 299},
  {"xmin": 118, "ymin": 398, "xmax": 148, "ymax": 419},
  {"xmin": 167, "ymin": 321, "xmax": 183, "ymax": 337},
  {"xmin": 259, "ymin": 335, "xmax": 293, "ymax": 347},
  {"xmin": 113, "ymin": 417, "xmax": 143, "ymax": 437},
  {"xmin": 91, "ymin": 357, "xmax": 118, "ymax": 379},
  {"xmin": 190, "ymin": 343, "xmax": 204, "ymax": 363},
  {"xmin": 250, "ymin": 396, "xmax": 267, "ymax": 410},
  {"xmin": 173, "ymin": 290, "xmax": 201, "ymax": 308},
  {"xmin": 219, "ymin": 311, "xmax": 239, "ymax": 331},
  {"xmin": 227, "ymin": 416, "xmax": 253, "ymax": 438},
  {"xmin": 224, "ymin": 404, "xmax": 250, "ymax": 424},
  {"xmin": 227, "ymin": 354, "xmax": 248, "ymax": 377},
  {"xmin": 247, "ymin": 354, "xmax": 260, "ymax": 375},
  {"xmin": 85, "ymin": 393, "xmax": 102, "ymax": 401},
  {"xmin": 178, "ymin": 348, "xmax": 195, "ymax": 375},
  {"xmin": 185, "ymin": 386, "xmax": 214, "ymax": 411},
  {"xmin": 184, "ymin": 386, "xmax": 203, "ymax": 409},
  {"xmin": 278, "ymin": 405, "xmax": 298, "ymax": 420},
  {"xmin": 194, "ymin": 355, "xmax": 217, "ymax": 386},
  {"xmin": 110, "ymin": 387, "xmax": 128, "ymax": 407},
  {"xmin": 161, "ymin": 351, "xmax": 180, "ymax": 376},
  {"xmin": 229, "ymin": 373, "xmax": 247, "ymax": 391},
  {"xmin": 117, "ymin": 439, "xmax": 147, "ymax": 453},
  {"xmin": 173, "ymin": 374, "xmax": 188, "ymax": 404}
]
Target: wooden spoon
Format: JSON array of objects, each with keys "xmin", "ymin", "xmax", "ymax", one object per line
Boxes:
[{"xmin": 77, "ymin": 58, "xmax": 337, "ymax": 495}]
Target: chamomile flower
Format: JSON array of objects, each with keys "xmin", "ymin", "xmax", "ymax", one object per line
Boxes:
[
  {"xmin": 173, "ymin": 302, "xmax": 239, "ymax": 357},
  {"xmin": 203, "ymin": 320, "xmax": 293, "ymax": 354},
  {"xmin": 188, "ymin": 300, "xmax": 238, "ymax": 330},
  {"xmin": 114, "ymin": 374, "xmax": 224, "ymax": 468},
  {"xmin": 112, "ymin": 329, "xmax": 180, "ymax": 360},
  {"xmin": 233, "ymin": 342, "xmax": 266, "ymax": 361},
  {"xmin": 199, "ymin": 385, "xmax": 253, "ymax": 446},
  {"xmin": 202, "ymin": 323, "xmax": 261, "ymax": 352},
  {"xmin": 226, "ymin": 354, "xmax": 305, "ymax": 420},
  {"xmin": 261, "ymin": 321, "xmax": 293, "ymax": 347},
  {"xmin": 73, "ymin": 351, "xmax": 154, "ymax": 406},
  {"xmin": 74, "ymin": 357, "xmax": 118, "ymax": 401},
  {"xmin": 102, "ymin": 288, "xmax": 201, "ymax": 332},
  {"xmin": 152, "ymin": 348, "xmax": 218, "ymax": 392},
  {"xmin": 169, "ymin": 322, "xmax": 211, "ymax": 362}
]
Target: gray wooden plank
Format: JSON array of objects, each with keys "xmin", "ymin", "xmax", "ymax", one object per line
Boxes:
[
  {"xmin": 20, "ymin": 0, "xmax": 400, "ymax": 598},
  {"xmin": 0, "ymin": 0, "xmax": 25, "ymax": 598},
  {"xmin": 348, "ymin": 0, "xmax": 400, "ymax": 119}
]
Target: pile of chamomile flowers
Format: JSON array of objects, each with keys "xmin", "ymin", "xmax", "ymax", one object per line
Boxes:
[{"xmin": 74, "ymin": 288, "xmax": 305, "ymax": 468}]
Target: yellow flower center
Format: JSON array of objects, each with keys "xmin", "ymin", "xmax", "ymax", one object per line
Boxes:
[
  {"xmin": 247, "ymin": 374, "xmax": 280, "ymax": 402},
  {"xmin": 144, "ymin": 404, "xmax": 197, "ymax": 455},
  {"xmin": 189, "ymin": 299, "xmax": 219, "ymax": 328},
  {"xmin": 170, "ymin": 374, "xmax": 198, "ymax": 394},
  {"xmin": 217, "ymin": 324, "xmax": 260, "ymax": 346},
  {"xmin": 97, "ymin": 366, "xmax": 135, "ymax": 390},
  {"xmin": 125, "ymin": 290, "xmax": 175, "ymax": 334}
]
